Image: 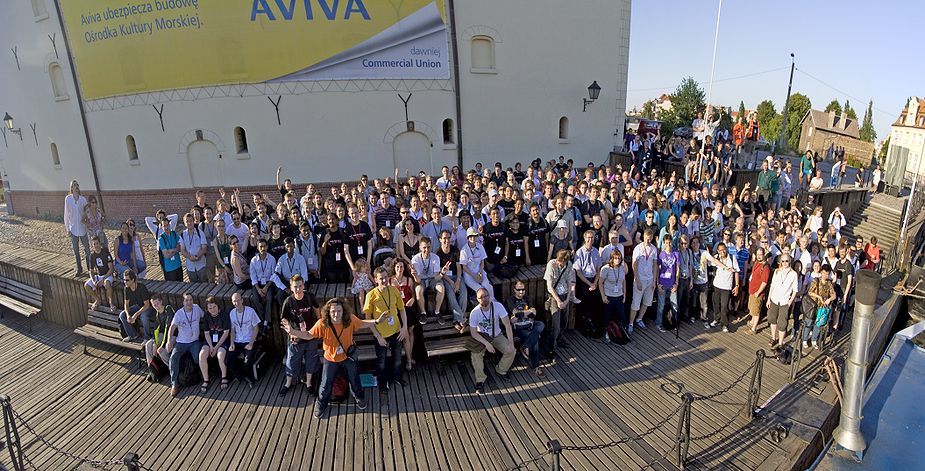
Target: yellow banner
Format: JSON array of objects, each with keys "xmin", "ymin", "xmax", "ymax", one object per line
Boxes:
[{"xmin": 60, "ymin": 0, "xmax": 449, "ymax": 100}]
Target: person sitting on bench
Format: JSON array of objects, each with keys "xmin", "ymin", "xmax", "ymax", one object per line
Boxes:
[
  {"xmin": 165, "ymin": 293, "xmax": 207, "ymax": 397},
  {"xmin": 84, "ymin": 235, "xmax": 115, "ymax": 311},
  {"xmin": 118, "ymin": 269, "xmax": 153, "ymax": 342},
  {"xmin": 504, "ymin": 280, "xmax": 545, "ymax": 378},
  {"xmin": 468, "ymin": 288, "xmax": 516, "ymax": 395},
  {"xmin": 227, "ymin": 291, "xmax": 262, "ymax": 385},
  {"xmin": 144, "ymin": 294, "xmax": 173, "ymax": 368},
  {"xmin": 410, "ymin": 237, "xmax": 447, "ymax": 325}
]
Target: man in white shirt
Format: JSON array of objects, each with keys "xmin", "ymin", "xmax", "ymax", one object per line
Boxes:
[
  {"xmin": 460, "ymin": 227, "xmax": 494, "ymax": 300},
  {"xmin": 165, "ymin": 293, "xmax": 207, "ymax": 397},
  {"xmin": 225, "ymin": 210, "xmax": 249, "ymax": 243},
  {"xmin": 411, "ymin": 237, "xmax": 447, "ymax": 324},
  {"xmin": 702, "ymin": 243, "xmax": 740, "ymax": 332},
  {"xmin": 227, "ymin": 292, "xmax": 262, "ymax": 384},
  {"xmin": 435, "ymin": 165, "xmax": 453, "ymax": 191},
  {"xmin": 179, "ymin": 212, "xmax": 208, "ymax": 283},
  {"xmin": 249, "ymin": 239, "xmax": 277, "ymax": 328},
  {"xmin": 468, "ymin": 288, "xmax": 516, "ymax": 394},
  {"xmin": 629, "ymin": 228, "xmax": 658, "ymax": 333},
  {"xmin": 64, "ymin": 180, "xmax": 90, "ymax": 276},
  {"xmin": 272, "ymin": 237, "xmax": 309, "ymax": 293}
]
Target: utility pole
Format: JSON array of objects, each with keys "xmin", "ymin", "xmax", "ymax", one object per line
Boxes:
[{"xmin": 779, "ymin": 53, "xmax": 795, "ymax": 153}]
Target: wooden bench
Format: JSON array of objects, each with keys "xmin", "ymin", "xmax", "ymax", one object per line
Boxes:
[
  {"xmin": 0, "ymin": 275, "xmax": 43, "ymax": 332},
  {"xmin": 74, "ymin": 306, "xmax": 144, "ymax": 362}
]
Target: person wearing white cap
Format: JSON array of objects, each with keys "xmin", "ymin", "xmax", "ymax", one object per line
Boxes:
[{"xmin": 460, "ymin": 227, "xmax": 495, "ymax": 312}]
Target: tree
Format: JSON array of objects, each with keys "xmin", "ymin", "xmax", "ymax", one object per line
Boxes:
[
  {"xmin": 640, "ymin": 100, "xmax": 656, "ymax": 120},
  {"xmin": 824, "ymin": 100, "xmax": 842, "ymax": 114},
  {"xmin": 859, "ymin": 99, "xmax": 877, "ymax": 143},
  {"xmin": 764, "ymin": 115, "xmax": 783, "ymax": 148},
  {"xmin": 843, "ymin": 100, "xmax": 857, "ymax": 120},
  {"xmin": 879, "ymin": 135, "xmax": 890, "ymax": 163},
  {"xmin": 738, "ymin": 101, "xmax": 746, "ymax": 123},
  {"xmin": 660, "ymin": 77, "xmax": 706, "ymax": 135},
  {"xmin": 784, "ymin": 93, "xmax": 812, "ymax": 152},
  {"xmin": 718, "ymin": 107, "xmax": 733, "ymax": 131},
  {"xmin": 755, "ymin": 100, "xmax": 778, "ymax": 132}
]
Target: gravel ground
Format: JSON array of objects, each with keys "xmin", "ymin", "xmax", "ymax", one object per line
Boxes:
[{"xmin": 0, "ymin": 210, "xmax": 136, "ymax": 255}]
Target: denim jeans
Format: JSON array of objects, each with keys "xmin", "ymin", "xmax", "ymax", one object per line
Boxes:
[
  {"xmin": 285, "ymin": 339, "xmax": 321, "ymax": 379},
  {"xmin": 374, "ymin": 333, "xmax": 404, "ymax": 384},
  {"xmin": 118, "ymin": 304, "xmax": 154, "ymax": 340},
  {"xmin": 250, "ymin": 284, "xmax": 275, "ymax": 326},
  {"xmin": 169, "ymin": 340, "xmax": 202, "ymax": 387},
  {"xmin": 317, "ymin": 358, "xmax": 364, "ymax": 408},
  {"xmin": 603, "ymin": 295, "xmax": 626, "ymax": 327},
  {"xmin": 70, "ymin": 233, "xmax": 90, "ymax": 272},
  {"xmin": 656, "ymin": 286, "xmax": 678, "ymax": 328},
  {"xmin": 441, "ymin": 275, "xmax": 468, "ymax": 322},
  {"xmin": 802, "ymin": 318, "xmax": 823, "ymax": 342},
  {"xmin": 513, "ymin": 321, "xmax": 545, "ymax": 369},
  {"xmin": 692, "ymin": 283, "xmax": 709, "ymax": 321}
]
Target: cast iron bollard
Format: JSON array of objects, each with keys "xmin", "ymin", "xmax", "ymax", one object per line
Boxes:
[
  {"xmin": 547, "ymin": 440, "xmax": 561, "ymax": 471},
  {"xmin": 743, "ymin": 350, "xmax": 766, "ymax": 420},
  {"xmin": 789, "ymin": 334, "xmax": 803, "ymax": 383},
  {"xmin": 123, "ymin": 452, "xmax": 141, "ymax": 471},
  {"xmin": 675, "ymin": 393, "xmax": 692, "ymax": 468},
  {"xmin": 1, "ymin": 395, "xmax": 25, "ymax": 471}
]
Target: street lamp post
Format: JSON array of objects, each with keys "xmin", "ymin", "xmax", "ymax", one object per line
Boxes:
[{"xmin": 779, "ymin": 53, "xmax": 795, "ymax": 153}]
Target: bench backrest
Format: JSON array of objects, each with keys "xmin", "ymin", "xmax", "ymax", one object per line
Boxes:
[
  {"xmin": 0, "ymin": 276, "xmax": 43, "ymax": 308},
  {"xmin": 87, "ymin": 309, "xmax": 122, "ymax": 331}
]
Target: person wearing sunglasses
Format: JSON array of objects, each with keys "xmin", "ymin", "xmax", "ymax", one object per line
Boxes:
[{"xmin": 766, "ymin": 254, "xmax": 799, "ymax": 349}]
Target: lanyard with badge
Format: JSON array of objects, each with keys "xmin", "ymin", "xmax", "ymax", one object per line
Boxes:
[
  {"xmin": 350, "ymin": 223, "xmax": 365, "ymax": 255},
  {"xmin": 378, "ymin": 287, "xmax": 397, "ymax": 327},
  {"xmin": 209, "ymin": 315, "xmax": 222, "ymax": 344},
  {"xmin": 480, "ymin": 302, "xmax": 496, "ymax": 337}
]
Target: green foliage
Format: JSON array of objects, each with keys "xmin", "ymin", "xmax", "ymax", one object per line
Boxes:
[
  {"xmin": 718, "ymin": 108, "xmax": 733, "ymax": 131},
  {"xmin": 738, "ymin": 101, "xmax": 746, "ymax": 123},
  {"xmin": 784, "ymin": 93, "xmax": 812, "ymax": 152},
  {"xmin": 879, "ymin": 135, "xmax": 890, "ymax": 162},
  {"xmin": 824, "ymin": 100, "xmax": 842, "ymax": 114},
  {"xmin": 755, "ymin": 100, "xmax": 777, "ymax": 130},
  {"xmin": 660, "ymin": 77, "xmax": 705, "ymax": 135},
  {"xmin": 843, "ymin": 100, "xmax": 857, "ymax": 120},
  {"xmin": 859, "ymin": 100, "xmax": 877, "ymax": 143},
  {"xmin": 764, "ymin": 115, "xmax": 782, "ymax": 148},
  {"xmin": 640, "ymin": 101, "xmax": 656, "ymax": 120}
]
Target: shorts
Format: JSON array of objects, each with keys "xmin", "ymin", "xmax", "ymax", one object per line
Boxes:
[
  {"xmin": 767, "ymin": 302, "xmax": 790, "ymax": 328},
  {"xmin": 85, "ymin": 275, "xmax": 113, "ymax": 288},
  {"xmin": 420, "ymin": 278, "xmax": 440, "ymax": 290},
  {"xmin": 631, "ymin": 282, "xmax": 655, "ymax": 311},
  {"xmin": 747, "ymin": 294, "xmax": 764, "ymax": 318}
]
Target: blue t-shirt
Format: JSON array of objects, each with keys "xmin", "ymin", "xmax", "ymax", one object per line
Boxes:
[
  {"xmin": 658, "ymin": 250, "xmax": 679, "ymax": 288},
  {"xmin": 159, "ymin": 230, "xmax": 182, "ymax": 273}
]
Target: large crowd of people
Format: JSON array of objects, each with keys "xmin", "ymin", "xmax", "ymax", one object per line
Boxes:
[{"xmin": 60, "ymin": 135, "xmax": 883, "ymax": 415}]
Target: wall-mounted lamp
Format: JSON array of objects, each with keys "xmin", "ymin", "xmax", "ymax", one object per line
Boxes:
[
  {"xmin": 582, "ymin": 81, "xmax": 601, "ymax": 112},
  {"xmin": 3, "ymin": 113, "xmax": 23, "ymax": 141}
]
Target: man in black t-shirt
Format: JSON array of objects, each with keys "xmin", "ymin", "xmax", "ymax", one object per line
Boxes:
[
  {"xmin": 481, "ymin": 207, "xmax": 507, "ymax": 266},
  {"xmin": 505, "ymin": 218, "xmax": 531, "ymax": 267},
  {"xmin": 278, "ymin": 274, "xmax": 321, "ymax": 397},
  {"xmin": 83, "ymin": 235, "xmax": 115, "ymax": 310},
  {"xmin": 118, "ymin": 269, "xmax": 153, "ymax": 342},
  {"xmin": 832, "ymin": 245, "xmax": 855, "ymax": 331},
  {"xmin": 435, "ymin": 230, "xmax": 467, "ymax": 323},
  {"xmin": 345, "ymin": 205, "xmax": 374, "ymax": 263},
  {"xmin": 320, "ymin": 213, "xmax": 348, "ymax": 283}
]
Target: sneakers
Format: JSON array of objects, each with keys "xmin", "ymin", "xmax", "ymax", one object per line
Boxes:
[
  {"xmin": 121, "ymin": 336, "xmax": 134, "ymax": 343},
  {"xmin": 627, "ymin": 324, "xmax": 634, "ymax": 335},
  {"xmin": 703, "ymin": 321, "xmax": 711, "ymax": 329},
  {"xmin": 571, "ymin": 294, "xmax": 582, "ymax": 305},
  {"xmin": 313, "ymin": 401, "xmax": 328, "ymax": 418},
  {"xmin": 602, "ymin": 334, "xmax": 611, "ymax": 343},
  {"xmin": 658, "ymin": 326, "xmax": 667, "ymax": 333},
  {"xmin": 520, "ymin": 346, "xmax": 530, "ymax": 360},
  {"xmin": 474, "ymin": 382, "xmax": 485, "ymax": 395},
  {"xmin": 802, "ymin": 341, "xmax": 809, "ymax": 350},
  {"xmin": 636, "ymin": 319, "xmax": 646, "ymax": 329},
  {"xmin": 722, "ymin": 327, "xmax": 729, "ymax": 333},
  {"xmin": 436, "ymin": 313, "xmax": 446, "ymax": 325},
  {"xmin": 812, "ymin": 341, "xmax": 819, "ymax": 350},
  {"xmin": 278, "ymin": 384, "xmax": 292, "ymax": 397},
  {"xmin": 356, "ymin": 397, "xmax": 368, "ymax": 410},
  {"xmin": 497, "ymin": 372, "xmax": 511, "ymax": 382},
  {"xmin": 710, "ymin": 321, "xmax": 719, "ymax": 328},
  {"xmin": 418, "ymin": 314, "xmax": 428, "ymax": 325},
  {"xmin": 391, "ymin": 378, "xmax": 407, "ymax": 388}
]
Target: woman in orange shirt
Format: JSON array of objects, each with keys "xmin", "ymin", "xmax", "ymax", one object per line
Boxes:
[{"xmin": 282, "ymin": 297, "xmax": 386, "ymax": 418}]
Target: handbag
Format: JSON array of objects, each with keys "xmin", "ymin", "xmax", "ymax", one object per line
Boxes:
[{"xmin": 815, "ymin": 306, "xmax": 831, "ymax": 327}]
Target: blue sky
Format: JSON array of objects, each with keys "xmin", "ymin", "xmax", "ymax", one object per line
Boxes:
[{"xmin": 626, "ymin": 0, "xmax": 924, "ymax": 144}]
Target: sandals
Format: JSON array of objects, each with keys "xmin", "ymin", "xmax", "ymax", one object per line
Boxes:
[
  {"xmin": 200, "ymin": 381, "xmax": 209, "ymax": 393},
  {"xmin": 220, "ymin": 378, "xmax": 229, "ymax": 390},
  {"xmin": 534, "ymin": 367, "xmax": 545, "ymax": 378}
]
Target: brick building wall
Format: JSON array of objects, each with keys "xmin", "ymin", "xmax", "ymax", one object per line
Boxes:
[
  {"xmin": 7, "ymin": 180, "xmax": 350, "ymax": 224},
  {"xmin": 798, "ymin": 125, "xmax": 875, "ymax": 166}
]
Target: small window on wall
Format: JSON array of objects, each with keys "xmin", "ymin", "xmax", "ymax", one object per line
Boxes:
[
  {"xmin": 443, "ymin": 119, "xmax": 455, "ymax": 145},
  {"xmin": 126, "ymin": 135, "xmax": 139, "ymax": 162},
  {"xmin": 558, "ymin": 117, "xmax": 570, "ymax": 140},
  {"xmin": 470, "ymin": 36, "xmax": 495, "ymax": 73},
  {"xmin": 31, "ymin": 0, "xmax": 48, "ymax": 19},
  {"xmin": 234, "ymin": 126, "xmax": 248, "ymax": 154},
  {"xmin": 49, "ymin": 63, "xmax": 68, "ymax": 100},
  {"xmin": 50, "ymin": 143, "xmax": 60, "ymax": 167}
]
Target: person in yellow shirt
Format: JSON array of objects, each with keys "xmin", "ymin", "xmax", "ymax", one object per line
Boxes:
[{"xmin": 363, "ymin": 267, "xmax": 409, "ymax": 392}]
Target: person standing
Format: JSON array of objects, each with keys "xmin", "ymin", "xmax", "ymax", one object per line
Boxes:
[
  {"xmin": 282, "ymin": 298, "xmax": 387, "ymax": 418},
  {"xmin": 179, "ymin": 212, "xmax": 208, "ymax": 283},
  {"xmin": 84, "ymin": 196, "xmax": 107, "ymax": 251},
  {"xmin": 745, "ymin": 248, "xmax": 771, "ymax": 335},
  {"xmin": 598, "ymin": 250, "xmax": 627, "ymax": 341},
  {"xmin": 363, "ymin": 267, "xmax": 409, "ymax": 392},
  {"xmin": 249, "ymin": 239, "xmax": 276, "ymax": 329},
  {"xmin": 468, "ymin": 288, "xmax": 516, "ymax": 394},
  {"xmin": 628, "ymin": 229, "xmax": 658, "ymax": 334},
  {"xmin": 573, "ymin": 230, "xmax": 602, "ymax": 337},
  {"xmin": 766, "ymin": 254, "xmax": 798, "ymax": 348},
  {"xmin": 158, "ymin": 218, "xmax": 184, "ymax": 282},
  {"xmin": 702, "ymin": 243, "xmax": 740, "ymax": 332},
  {"xmin": 655, "ymin": 234, "xmax": 679, "ymax": 332},
  {"xmin": 64, "ymin": 180, "xmax": 90, "ymax": 276},
  {"xmin": 278, "ymin": 274, "xmax": 321, "ymax": 397}
]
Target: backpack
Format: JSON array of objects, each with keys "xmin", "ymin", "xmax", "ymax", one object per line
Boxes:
[
  {"xmin": 147, "ymin": 356, "xmax": 167, "ymax": 383},
  {"xmin": 776, "ymin": 345, "xmax": 793, "ymax": 365},
  {"xmin": 177, "ymin": 353, "xmax": 201, "ymax": 387},
  {"xmin": 606, "ymin": 321, "xmax": 630, "ymax": 345},
  {"xmin": 493, "ymin": 263, "xmax": 520, "ymax": 279}
]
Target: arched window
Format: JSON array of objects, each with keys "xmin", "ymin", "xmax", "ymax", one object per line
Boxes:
[
  {"xmin": 234, "ymin": 126, "xmax": 248, "ymax": 154},
  {"xmin": 50, "ymin": 143, "xmax": 60, "ymax": 167},
  {"xmin": 31, "ymin": 0, "xmax": 47, "ymax": 18},
  {"xmin": 442, "ymin": 118, "xmax": 455, "ymax": 145},
  {"xmin": 470, "ymin": 36, "xmax": 495, "ymax": 73},
  {"xmin": 558, "ymin": 117, "xmax": 570, "ymax": 140},
  {"xmin": 126, "ymin": 135, "xmax": 139, "ymax": 161},
  {"xmin": 49, "ymin": 63, "xmax": 68, "ymax": 100}
]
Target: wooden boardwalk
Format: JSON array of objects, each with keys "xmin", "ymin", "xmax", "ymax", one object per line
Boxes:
[{"xmin": 0, "ymin": 305, "xmax": 850, "ymax": 471}]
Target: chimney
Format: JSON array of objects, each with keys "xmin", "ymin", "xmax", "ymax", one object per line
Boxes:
[{"xmin": 828, "ymin": 110, "xmax": 836, "ymax": 128}]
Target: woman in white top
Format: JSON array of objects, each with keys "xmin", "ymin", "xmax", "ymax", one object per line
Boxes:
[
  {"xmin": 598, "ymin": 250, "xmax": 627, "ymax": 342},
  {"xmin": 766, "ymin": 254, "xmax": 799, "ymax": 349},
  {"xmin": 804, "ymin": 206, "xmax": 824, "ymax": 239}
]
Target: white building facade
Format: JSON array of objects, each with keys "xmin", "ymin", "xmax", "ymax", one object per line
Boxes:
[
  {"xmin": 0, "ymin": 0, "xmax": 631, "ymax": 220},
  {"xmin": 886, "ymin": 96, "xmax": 925, "ymax": 184}
]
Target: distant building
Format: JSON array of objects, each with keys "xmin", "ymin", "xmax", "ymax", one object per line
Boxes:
[
  {"xmin": 654, "ymin": 94, "xmax": 672, "ymax": 115},
  {"xmin": 798, "ymin": 109, "xmax": 875, "ymax": 165},
  {"xmin": 885, "ymin": 97, "xmax": 925, "ymax": 184}
]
